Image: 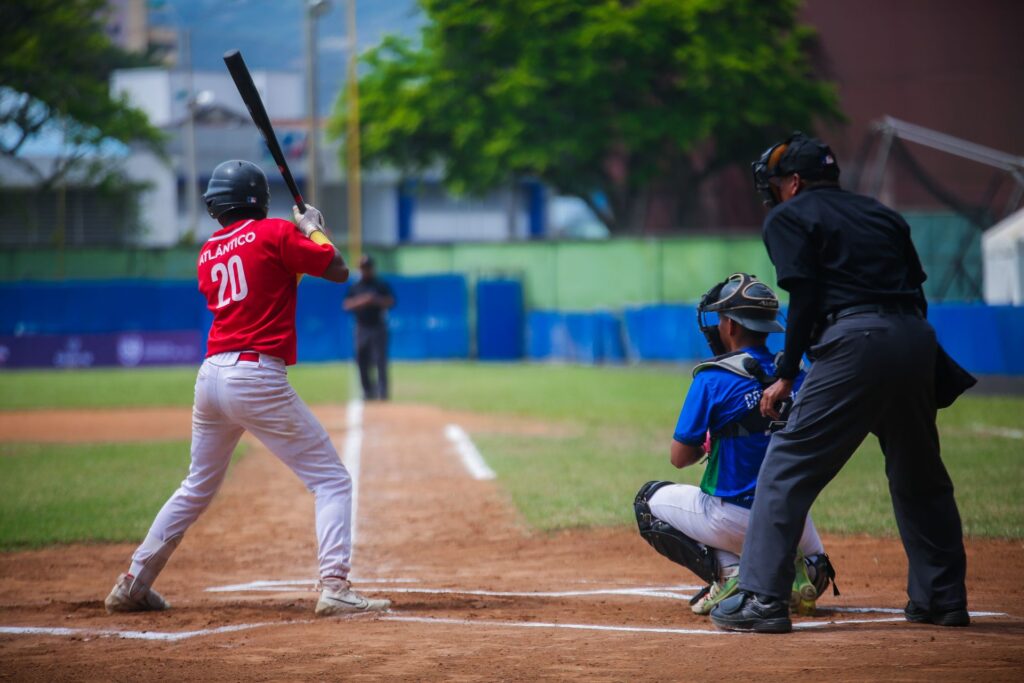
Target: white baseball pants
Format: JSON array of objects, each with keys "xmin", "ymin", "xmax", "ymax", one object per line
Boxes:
[
  {"xmin": 129, "ymin": 352, "xmax": 352, "ymax": 582},
  {"xmin": 648, "ymin": 484, "xmax": 825, "ymax": 569}
]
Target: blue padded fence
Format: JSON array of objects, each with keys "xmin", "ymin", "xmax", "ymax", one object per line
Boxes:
[
  {"xmin": 527, "ymin": 310, "xmax": 626, "ymax": 364},
  {"xmin": 1, "ymin": 277, "xmax": 1021, "ymax": 374},
  {"xmin": 0, "ymin": 275, "xmax": 469, "ymax": 368},
  {"xmin": 477, "ymin": 279, "xmax": 524, "ymax": 361},
  {"xmin": 596, "ymin": 303, "xmax": 1022, "ymax": 375}
]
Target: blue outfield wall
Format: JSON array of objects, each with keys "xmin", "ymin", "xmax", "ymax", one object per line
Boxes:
[
  {"xmin": 0, "ymin": 275, "xmax": 468, "ymax": 369},
  {"xmin": 530, "ymin": 304, "xmax": 1024, "ymax": 375},
  {"xmin": 0, "ymin": 277, "xmax": 1021, "ymax": 374}
]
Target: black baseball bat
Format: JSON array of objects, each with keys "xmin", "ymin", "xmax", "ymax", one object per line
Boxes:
[{"xmin": 222, "ymin": 49, "xmax": 306, "ymax": 213}]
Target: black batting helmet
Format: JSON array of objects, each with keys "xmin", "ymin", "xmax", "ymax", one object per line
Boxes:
[
  {"xmin": 203, "ymin": 160, "xmax": 270, "ymax": 220},
  {"xmin": 697, "ymin": 273, "xmax": 784, "ymax": 355},
  {"xmin": 751, "ymin": 132, "xmax": 839, "ymax": 207}
]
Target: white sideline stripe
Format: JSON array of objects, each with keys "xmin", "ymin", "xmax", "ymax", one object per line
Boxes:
[
  {"xmin": 343, "ymin": 399, "xmax": 364, "ymax": 552},
  {"xmin": 385, "ymin": 612, "xmax": 1008, "ymax": 637},
  {"xmin": 971, "ymin": 423, "xmax": 1024, "ymax": 440},
  {"xmin": 358, "ymin": 587, "xmax": 698, "ymax": 600},
  {"xmin": 205, "ymin": 577, "xmax": 422, "ymax": 593},
  {"xmin": 383, "ymin": 615, "xmax": 735, "ymax": 637},
  {"xmin": 0, "ymin": 622, "xmax": 277, "ymax": 642},
  {"xmin": 443, "ymin": 424, "xmax": 496, "ymax": 480},
  {"xmin": 204, "ymin": 581, "xmax": 703, "ymax": 597}
]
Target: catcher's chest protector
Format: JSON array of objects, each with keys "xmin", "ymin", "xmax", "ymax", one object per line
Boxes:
[{"xmin": 692, "ymin": 352, "xmax": 787, "ymax": 438}]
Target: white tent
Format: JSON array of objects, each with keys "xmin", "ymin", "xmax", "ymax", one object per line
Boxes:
[{"xmin": 983, "ymin": 207, "xmax": 1024, "ymax": 305}]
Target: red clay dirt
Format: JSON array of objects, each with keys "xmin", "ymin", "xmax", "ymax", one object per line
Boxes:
[{"xmin": 1, "ymin": 402, "xmax": 1022, "ymax": 681}]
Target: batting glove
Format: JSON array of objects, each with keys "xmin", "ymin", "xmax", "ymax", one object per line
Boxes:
[{"xmin": 293, "ymin": 204, "xmax": 326, "ymax": 237}]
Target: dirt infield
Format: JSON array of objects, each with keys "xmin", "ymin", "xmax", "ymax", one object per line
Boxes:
[{"xmin": 1, "ymin": 402, "xmax": 1023, "ymax": 681}]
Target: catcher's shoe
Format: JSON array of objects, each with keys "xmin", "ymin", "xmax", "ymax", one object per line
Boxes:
[
  {"xmin": 315, "ymin": 577, "xmax": 391, "ymax": 616},
  {"xmin": 692, "ymin": 565, "xmax": 739, "ymax": 615},
  {"xmin": 807, "ymin": 553, "xmax": 839, "ymax": 598},
  {"xmin": 791, "ymin": 553, "xmax": 817, "ymax": 616},
  {"xmin": 104, "ymin": 573, "xmax": 170, "ymax": 614}
]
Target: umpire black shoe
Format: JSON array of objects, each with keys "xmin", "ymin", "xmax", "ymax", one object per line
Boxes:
[
  {"xmin": 710, "ymin": 591, "xmax": 792, "ymax": 633},
  {"xmin": 904, "ymin": 601, "xmax": 970, "ymax": 627}
]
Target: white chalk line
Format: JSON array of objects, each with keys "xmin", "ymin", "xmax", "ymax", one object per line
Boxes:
[
  {"xmin": 342, "ymin": 398, "xmax": 363, "ymax": 552},
  {"xmin": 203, "ymin": 582, "xmax": 1009, "ymax": 620},
  {"xmin": 970, "ymin": 423, "xmax": 1024, "ymax": 440},
  {"xmin": 0, "ymin": 622, "xmax": 287, "ymax": 642},
  {"xmin": 381, "ymin": 612, "xmax": 1006, "ymax": 636},
  {"xmin": 383, "ymin": 615, "xmax": 735, "ymax": 637},
  {"xmin": 205, "ymin": 577, "xmax": 423, "ymax": 593},
  {"xmin": 205, "ymin": 581, "xmax": 704, "ymax": 600},
  {"xmin": 444, "ymin": 423, "xmax": 496, "ymax": 480}
]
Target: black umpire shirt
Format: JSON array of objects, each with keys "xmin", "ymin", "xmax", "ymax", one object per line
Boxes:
[
  {"xmin": 344, "ymin": 277, "xmax": 395, "ymax": 328},
  {"xmin": 762, "ymin": 185, "xmax": 928, "ymax": 379}
]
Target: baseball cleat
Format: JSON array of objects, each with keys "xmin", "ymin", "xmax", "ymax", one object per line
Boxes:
[
  {"xmin": 791, "ymin": 553, "xmax": 818, "ymax": 616},
  {"xmin": 104, "ymin": 573, "xmax": 170, "ymax": 614},
  {"xmin": 315, "ymin": 577, "xmax": 391, "ymax": 616},
  {"xmin": 692, "ymin": 565, "xmax": 740, "ymax": 615}
]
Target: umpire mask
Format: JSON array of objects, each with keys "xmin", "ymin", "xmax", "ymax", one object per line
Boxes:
[
  {"xmin": 751, "ymin": 132, "xmax": 840, "ymax": 207},
  {"xmin": 697, "ymin": 273, "xmax": 785, "ymax": 356}
]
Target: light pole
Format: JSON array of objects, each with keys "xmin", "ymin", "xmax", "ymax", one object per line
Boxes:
[
  {"xmin": 345, "ymin": 0, "xmax": 362, "ymax": 264},
  {"xmin": 305, "ymin": 0, "xmax": 331, "ymax": 208},
  {"xmin": 181, "ymin": 27, "xmax": 200, "ymax": 238}
]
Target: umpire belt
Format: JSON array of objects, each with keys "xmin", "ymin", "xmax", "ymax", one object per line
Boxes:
[{"xmin": 824, "ymin": 301, "xmax": 922, "ymax": 326}]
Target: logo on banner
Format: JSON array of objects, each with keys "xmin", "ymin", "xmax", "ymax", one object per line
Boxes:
[
  {"xmin": 117, "ymin": 334, "xmax": 145, "ymax": 367},
  {"xmin": 54, "ymin": 337, "xmax": 94, "ymax": 368}
]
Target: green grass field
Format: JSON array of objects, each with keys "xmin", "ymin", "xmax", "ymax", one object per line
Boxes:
[{"xmin": 1, "ymin": 362, "xmax": 1021, "ymax": 549}]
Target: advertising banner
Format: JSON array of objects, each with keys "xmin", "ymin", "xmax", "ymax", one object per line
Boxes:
[{"xmin": 0, "ymin": 331, "xmax": 204, "ymax": 369}]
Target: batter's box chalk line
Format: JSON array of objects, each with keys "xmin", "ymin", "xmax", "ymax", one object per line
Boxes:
[
  {"xmin": 1, "ymin": 604, "xmax": 1009, "ymax": 643},
  {"xmin": 0, "ymin": 621, "xmax": 303, "ymax": 642}
]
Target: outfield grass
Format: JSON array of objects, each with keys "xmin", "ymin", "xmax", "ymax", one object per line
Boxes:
[
  {"xmin": 391, "ymin": 363, "xmax": 1024, "ymax": 538},
  {"xmin": 1, "ymin": 362, "xmax": 1021, "ymax": 544},
  {"xmin": 0, "ymin": 363, "xmax": 349, "ymax": 410},
  {"xmin": 0, "ymin": 441, "xmax": 249, "ymax": 550}
]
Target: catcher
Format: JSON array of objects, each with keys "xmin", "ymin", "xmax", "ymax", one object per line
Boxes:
[{"xmin": 634, "ymin": 273, "xmax": 837, "ymax": 616}]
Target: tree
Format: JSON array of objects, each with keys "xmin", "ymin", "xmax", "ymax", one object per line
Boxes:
[
  {"xmin": 0, "ymin": 0, "xmax": 162, "ymax": 190},
  {"xmin": 330, "ymin": 0, "xmax": 842, "ymax": 233}
]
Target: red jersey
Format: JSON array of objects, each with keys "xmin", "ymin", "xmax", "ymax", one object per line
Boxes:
[{"xmin": 197, "ymin": 218, "xmax": 334, "ymax": 364}]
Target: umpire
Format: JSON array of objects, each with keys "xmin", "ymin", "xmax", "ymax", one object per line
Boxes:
[
  {"xmin": 710, "ymin": 132, "xmax": 968, "ymax": 633},
  {"xmin": 343, "ymin": 254, "xmax": 395, "ymax": 400}
]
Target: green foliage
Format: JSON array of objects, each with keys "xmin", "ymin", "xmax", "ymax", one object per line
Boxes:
[
  {"xmin": 0, "ymin": 0, "xmax": 162, "ymax": 187},
  {"xmin": 331, "ymin": 0, "xmax": 841, "ymax": 232}
]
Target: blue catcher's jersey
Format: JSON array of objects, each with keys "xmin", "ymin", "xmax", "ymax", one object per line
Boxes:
[{"xmin": 672, "ymin": 345, "xmax": 806, "ymax": 508}]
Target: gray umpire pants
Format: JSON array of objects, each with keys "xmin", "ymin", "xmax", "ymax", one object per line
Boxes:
[
  {"xmin": 738, "ymin": 312, "xmax": 968, "ymax": 612},
  {"xmin": 355, "ymin": 324, "xmax": 389, "ymax": 400}
]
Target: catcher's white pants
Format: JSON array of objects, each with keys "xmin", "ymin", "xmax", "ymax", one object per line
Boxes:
[
  {"xmin": 129, "ymin": 352, "xmax": 352, "ymax": 582},
  {"xmin": 648, "ymin": 484, "xmax": 825, "ymax": 569}
]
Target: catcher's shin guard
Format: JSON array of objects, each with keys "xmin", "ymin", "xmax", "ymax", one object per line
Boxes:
[{"xmin": 634, "ymin": 481, "xmax": 720, "ymax": 585}]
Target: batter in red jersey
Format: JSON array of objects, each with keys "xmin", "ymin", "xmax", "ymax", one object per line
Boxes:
[{"xmin": 105, "ymin": 160, "xmax": 390, "ymax": 616}]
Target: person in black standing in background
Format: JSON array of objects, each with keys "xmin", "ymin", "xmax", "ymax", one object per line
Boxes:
[
  {"xmin": 343, "ymin": 254, "xmax": 395, "ymax": 400},
  {"xmin": 710, "ymin": 132, "xmax": 969, "ymax": 633}
]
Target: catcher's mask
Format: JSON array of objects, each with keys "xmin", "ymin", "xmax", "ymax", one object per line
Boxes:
[
  {"xmin": 751, "ymin": 132, "xmax": 840, "ymax": 207},
  {"xmin": 697, "ymin": 273, "xmax": 785, "ymax": 356}
]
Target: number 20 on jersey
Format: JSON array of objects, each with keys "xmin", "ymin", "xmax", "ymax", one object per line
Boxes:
[{"xmin": 211, "ymin": 255, "xmax": 249, "ymax": 308}]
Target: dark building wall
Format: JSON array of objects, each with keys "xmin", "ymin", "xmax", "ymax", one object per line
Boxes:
[
  {"xmin": 802, "ymin": 0, "xmax": 1024, "ymax": 212},
  {"xmin": 698, "ymin": 0, "xmax": 1023, "ymax": 230}
]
